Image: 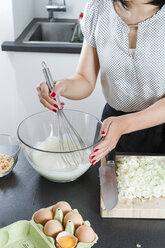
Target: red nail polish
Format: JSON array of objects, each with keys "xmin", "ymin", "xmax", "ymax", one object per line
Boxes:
[
  {"xmin": 94, "ymin": 149, "xmax": 99, "ymax": 152},
  {"xmin": 101, "ymin": 131, "xmax": 105, "ymax": 135},
  {"xmin": 54, "ymin": 104, "xmax": 58, "ymax": 108},
  {"xmin": 53, "ymin": 109, "xmax": 57, "ymax": 112},
  {"xmin": 61, "ymin": 102, "xmax": 65, "ymax": 105},
  {"xmin": 91, "ymin": 155, "xmax": 95, "ymax": 159},
  {"xmin": 93, "ymin": 162, "xmax": 97, "ymax": 165},
  {"xmin": 92, "ymin": 160, "xmax": 96, "ymax": 164},
  {"xmin": 51, "ymin": 92, "xmax": 56, "ymax": 98}
]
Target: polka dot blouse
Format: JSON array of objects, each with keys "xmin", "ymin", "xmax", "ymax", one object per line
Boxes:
[{"xmin": 81, "ymin": 0, "xmax": 165, "ymax": 112}]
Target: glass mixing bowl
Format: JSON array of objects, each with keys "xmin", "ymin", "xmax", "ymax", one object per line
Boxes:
[
  {"xmin": 0, "ymin": 134, "xmax": 20, "ymax": 177},
  {"xmin": 17, "ymin": 110, "xmax": 102, "ymax": 182}
]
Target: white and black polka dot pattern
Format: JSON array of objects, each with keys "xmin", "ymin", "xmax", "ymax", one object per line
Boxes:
[{"xmin": 81, "ymin": 0, "xmax": 165, "ymax": 112}]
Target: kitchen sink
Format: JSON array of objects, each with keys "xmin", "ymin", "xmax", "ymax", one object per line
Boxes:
[
  {"xmin": 1, "ymin": 18, "xmax": 83, "ymax": 53},
  {"xmin": 23, "ymin": 21, "xmax": 80, "ymax": 43}
]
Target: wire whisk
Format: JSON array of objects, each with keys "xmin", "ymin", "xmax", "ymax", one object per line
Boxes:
[{"xmin": 41, "ymin": 61, "xmax": 87, "ymax": 168}]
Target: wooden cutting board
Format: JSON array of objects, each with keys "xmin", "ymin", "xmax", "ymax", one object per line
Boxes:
[{"xmin": 100, "ymin": 155, "xmax": 165, "ymax": 219}]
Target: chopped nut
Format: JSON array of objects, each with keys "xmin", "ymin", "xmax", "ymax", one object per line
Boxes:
[{"xmin": 0, "ymin": 154, "xmax": 14, "ymax": 174}]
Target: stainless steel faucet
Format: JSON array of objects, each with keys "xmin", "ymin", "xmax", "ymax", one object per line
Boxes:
[{"xmin": 46, "ymin": 0, "xmax": 66, "ymax": 22}]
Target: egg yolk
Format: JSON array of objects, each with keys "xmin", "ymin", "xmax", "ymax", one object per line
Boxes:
[{"xmin": 58, "ymin": 236, "xmax": 76, "ymax": 248}]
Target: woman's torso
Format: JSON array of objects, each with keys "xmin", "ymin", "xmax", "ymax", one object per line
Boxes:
[{"xmin": 82, "ymin": 0, "xmax": 165, "ymax": 112}]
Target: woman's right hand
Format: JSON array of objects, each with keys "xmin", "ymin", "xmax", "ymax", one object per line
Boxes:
[{"xmin": 36, "ymin": 80, "xmax": 65, "ymax": 112}]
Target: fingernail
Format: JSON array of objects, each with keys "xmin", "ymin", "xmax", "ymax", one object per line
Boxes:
[
  {"xmin": 101, "ymin": 131, "xmax": 105, "ymax": 135},
  {"xmin": 54, "ymin": 104, "xmax": 58, "ymax": 108},
  {"xmin": 51, "ymin": 92, "xmax": 56, "ymax": 98},
  {"xmin": 92, "ymin": 160, "xmax": 96, "ymax": 164},
  {"xmin": 53, "ymin": 109, "xmax": 57, "ymax": 112},
  {"xmin": 61, "ymin": 102, "xmax": 65, "ymax": 105},
  {"xmin": 94, "ymin": 149, "xmax": 99, "ymax": 152},
  {"xmin": 93, "ymin": 162, "xmax": 97, "ymax": 165},
  {"xmin": 91, "ymin": 155, "xmax": 95, "ymax": 159}
]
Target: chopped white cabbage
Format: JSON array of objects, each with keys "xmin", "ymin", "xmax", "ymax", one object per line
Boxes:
[{"xmin": 116, "ymin": 156, "xmax": 165, "ymax": 200}]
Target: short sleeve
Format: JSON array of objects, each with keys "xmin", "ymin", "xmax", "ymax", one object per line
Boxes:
[{"xmin": 80, "ymin": 0, "xmax": 99, "ymax": 48}]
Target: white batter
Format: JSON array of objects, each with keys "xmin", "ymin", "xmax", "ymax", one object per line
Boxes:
[{"xmin": 31, "ymin": 136, "xmax": 92, "ymax": 182}]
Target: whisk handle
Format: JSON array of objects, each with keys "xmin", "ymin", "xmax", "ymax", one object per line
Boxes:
[{"xmin": 41, "ymin": 61, "xmax": 62, "ymax": 110}]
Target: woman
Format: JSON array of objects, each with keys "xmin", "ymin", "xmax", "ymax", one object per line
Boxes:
[{"xmin": 37, "ymin": 0, "xmax": 165, "ymax": 164}]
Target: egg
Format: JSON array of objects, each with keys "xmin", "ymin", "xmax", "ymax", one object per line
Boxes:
[
  {"xmin": 44, "ymin": 219, "xmax": 64, "ymax": 238},
  {"xmin": 53, "ymin": 201, "xmax": 72, "ymax": 216},
  {"xmin": 64, "ymin": 211, "xmax": 83, "ymax": 229},
  {"xmin": 75, "ymin": 225, "xmax": 95, "ymax": 243},
  {"xmin": 34, "ymin": 208, "xmax": 53, "ymax": 225}
]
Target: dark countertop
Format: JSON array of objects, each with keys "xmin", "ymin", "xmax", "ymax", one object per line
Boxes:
[
  {"xmin": 1, "ymin": 18, "xmax": 82, "ymax": 54},
  {"xmin": 1, "ymin": 151, "xmax": 165, "ymax": 248}
]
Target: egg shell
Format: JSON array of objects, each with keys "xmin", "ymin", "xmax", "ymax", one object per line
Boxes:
[
  {"xmin": 52, "ymin": 201, "xmax": 72, "ymax": 216},
  {"xmin": 34, "ymin": 208, "xmax": 53, "ymax": 225},
  {"xmin": 56, "ymin": 231, "xmax": 78, "ymax": 248},
  {"xmin": 75, "ymin": 225, "xmax": 95, "ymax": 243},
  {"xmin": 64, "ymin": 211, "xmax": 83, "ymax": 229},
  {"xmin": 44, "ymin": 219, "xmax": 64, "ymax": 238}
]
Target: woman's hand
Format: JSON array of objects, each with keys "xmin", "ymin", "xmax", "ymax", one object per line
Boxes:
[
  {"xmin": 89, "ymin": 116, "xmax": 128, "ymax": 165},
  {"xmin": 36, "ymin": 80, "xmax": 66, "ymax": 112}
]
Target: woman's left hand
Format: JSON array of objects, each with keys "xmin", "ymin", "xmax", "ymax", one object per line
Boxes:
[{"xmin": 89, "ymin": 115, "xmax": 128, "ymax": 165}]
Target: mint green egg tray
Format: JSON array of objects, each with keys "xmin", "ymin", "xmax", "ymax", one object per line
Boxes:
[{"xmin": 0, "ymin": 205, "xmax": 98, "ymax": 248}]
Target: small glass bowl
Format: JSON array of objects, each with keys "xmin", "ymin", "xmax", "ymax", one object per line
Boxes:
[{"xmin": 0, "ymin": 134, "xmax": 20, "ymax": 177}]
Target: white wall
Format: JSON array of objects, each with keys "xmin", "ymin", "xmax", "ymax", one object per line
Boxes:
[
  {"xmin": 12, "ymin": 0, "xmax": 34, "ymax": 39},
  {"xmin": 0, "ymin": 0, "xmax": 35, "ymax": 136},
  {"xmin": 0, "ymin": 0, "xmax": 17, "ymax": 135},
  {"xmin": 33, "ymin": 0, "xmax": 87, "ymax": 19}
]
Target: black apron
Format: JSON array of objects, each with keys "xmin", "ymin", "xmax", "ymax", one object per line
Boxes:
[{"xmin": 101, "ymin": 103, "xmax": 165, "ymax": 160}]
